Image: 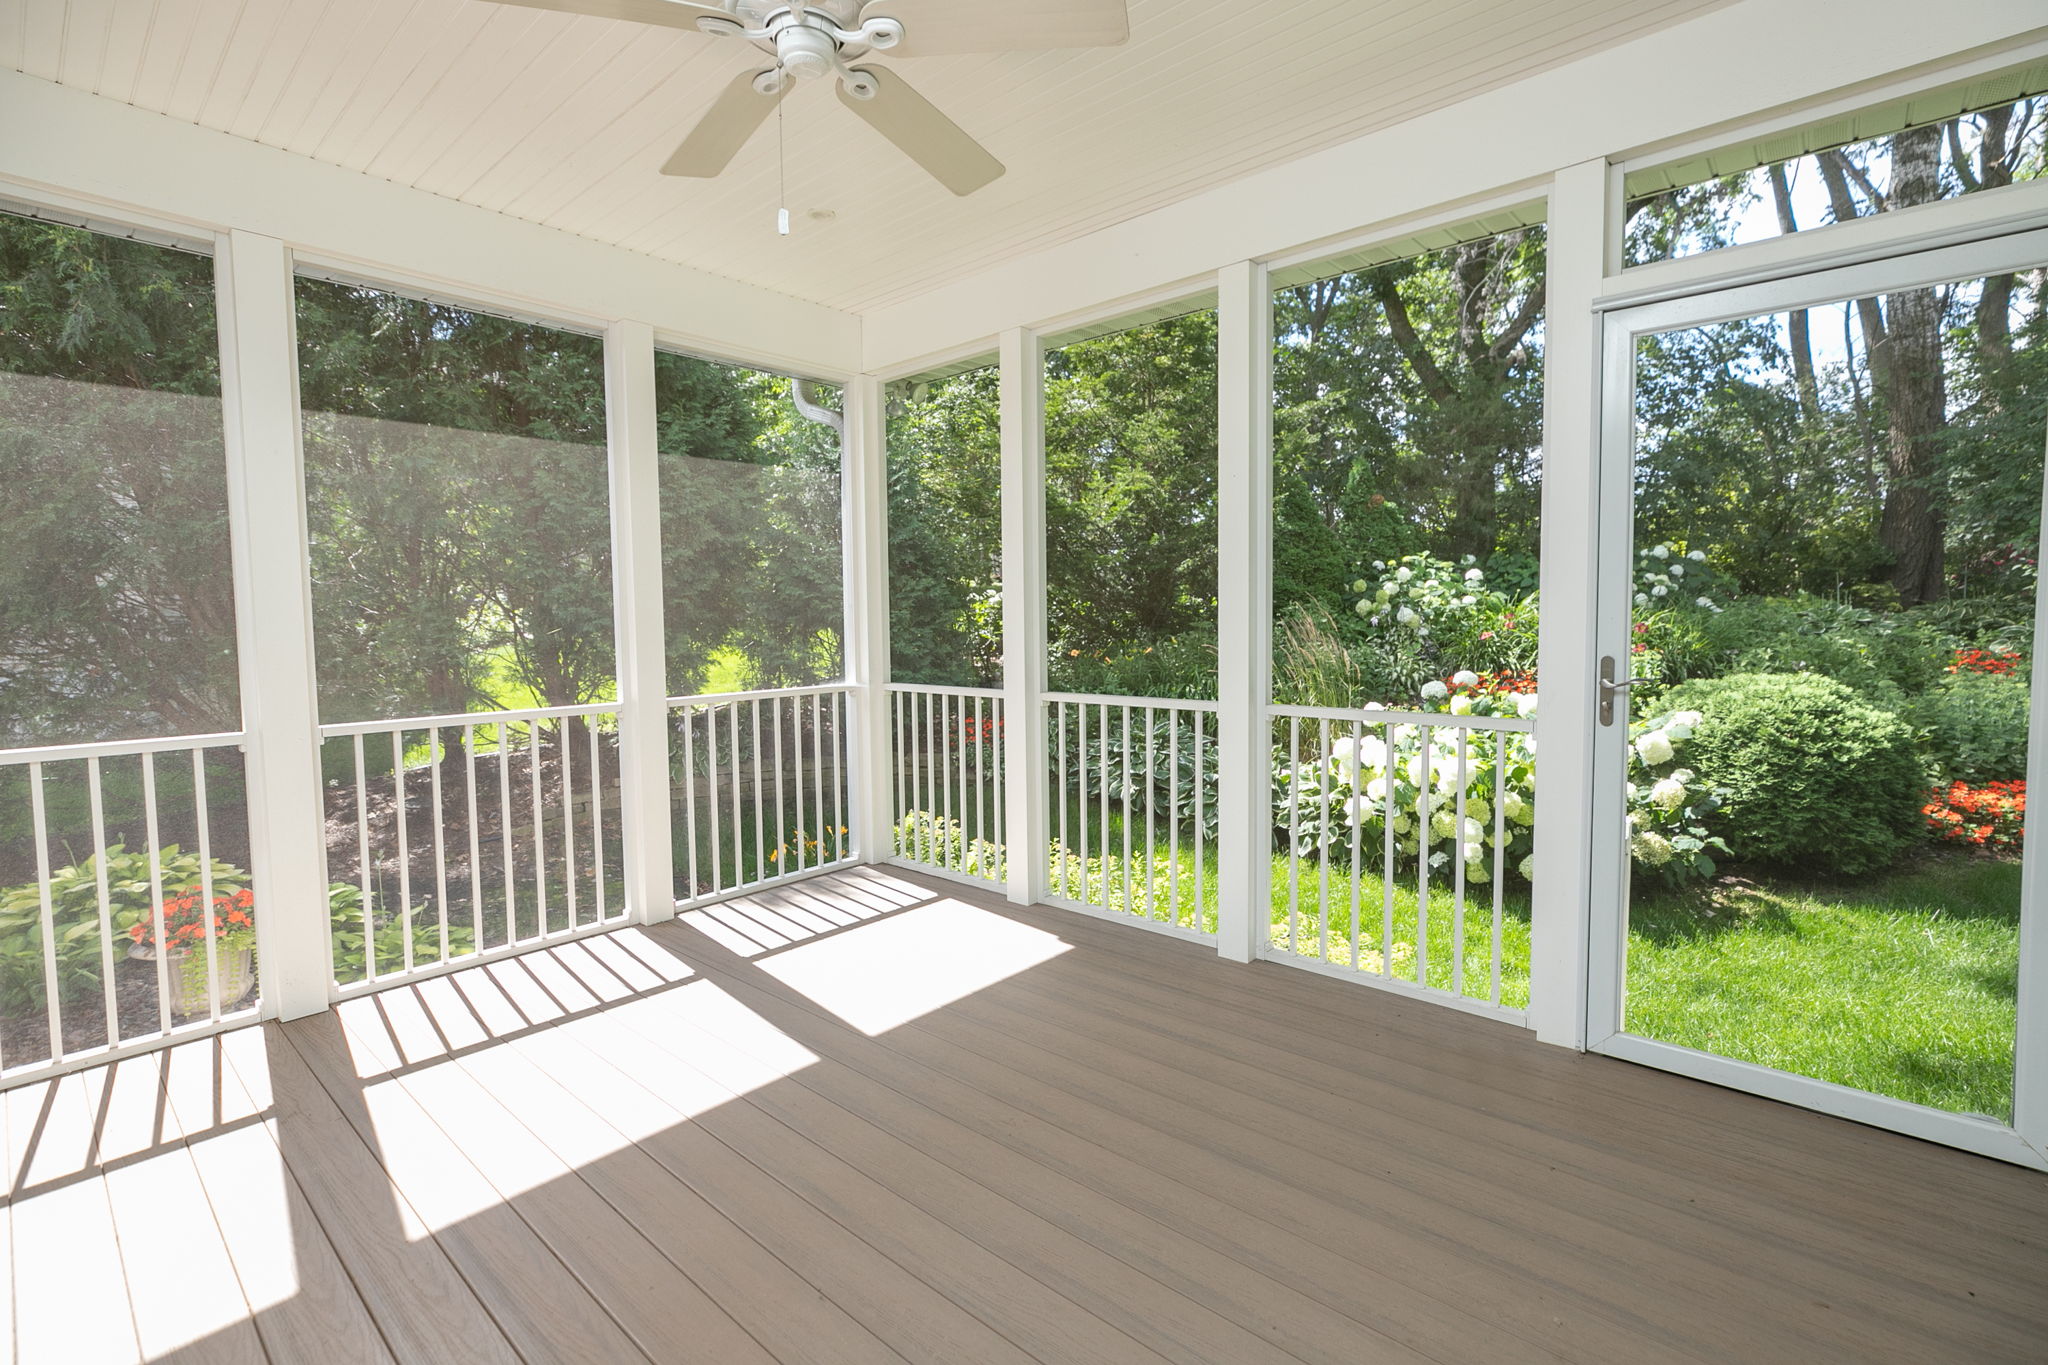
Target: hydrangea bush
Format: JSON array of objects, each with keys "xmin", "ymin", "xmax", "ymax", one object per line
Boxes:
[{"xmin": 1273, "ymin": 681, "xmax": 1723, "ymax": 887}]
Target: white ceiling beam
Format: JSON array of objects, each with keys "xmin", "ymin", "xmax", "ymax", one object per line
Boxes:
[
  {"xmin": 860, "ymin": 0, "xmax": 2048, "ymax": 373},
  {"xmin": 0, "ymin": 69, "xmax": 862, "ymax": 379}
]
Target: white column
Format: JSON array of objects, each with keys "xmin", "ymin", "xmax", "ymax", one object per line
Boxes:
[
  {"xmin": 999, "ymin": 327, "xmax": 1050, "ymax": 906},
  {"xmin": 844, "ymin": 374, "xmax": 895, "ymax": 863},
  {"xmin": 604, "ymin": 321, "xmax": 676, "ymax": 924},
  {"xmin": 215, "ymin": 230, "xmax": 330, "ymax": 1020},
  {"xmin": 1527, "ymin": 158, "xmax": 1612, "ymax": 1048},
  {"xmin": 1215, "ymin": 260, "xmax": 1274, "ymax": 963}
]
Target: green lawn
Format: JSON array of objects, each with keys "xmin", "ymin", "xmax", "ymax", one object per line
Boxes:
[{"xmin": 1628, "ymin": 855, "xmax": 2021, "ymax": 1122}]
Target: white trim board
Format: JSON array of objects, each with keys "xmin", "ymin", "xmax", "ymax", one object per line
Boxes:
[{"xmin": 0, "ymin": 69, "xmax": 861, "ymax": 380}]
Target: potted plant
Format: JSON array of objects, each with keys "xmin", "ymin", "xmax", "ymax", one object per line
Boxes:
[{"xmin": 127, "ymin": 885, "xmax": 258, "ymax": 1015}]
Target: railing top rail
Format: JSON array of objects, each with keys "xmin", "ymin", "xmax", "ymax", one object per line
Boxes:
[
  {"xmin": 667, "ymin": 682, "xmax": 852, "ymax": 707},
  {"xmin": 1042, "ymin": 691, "xmax": 1221, "ymax": 713},
  {"xmin": 318, "ymin": 701, "xmax": 618, "ymax": 737},
  {"xmin": 884, "ymin": 682, "xmax": 1005, "ymax": 699},
  {"xmin": 1268, "ymin": 703, "xmax": 1534, "ymax": 733},
  {"xmin": 0, "ymin": 730, "xmax": 247, "ymax": 767}
]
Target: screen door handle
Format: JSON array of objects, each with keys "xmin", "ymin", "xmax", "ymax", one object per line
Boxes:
[{"xmin": 1598, "ymin": 656, "xmax": 1655, "ymax": 726}]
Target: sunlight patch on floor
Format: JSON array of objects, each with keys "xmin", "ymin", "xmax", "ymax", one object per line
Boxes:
[{"xmin": 758, "ymin": 896, "xmax": 1071, "ymax": 1035}]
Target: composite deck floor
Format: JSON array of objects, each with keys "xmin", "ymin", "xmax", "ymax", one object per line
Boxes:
[{"xmin": 4, "ymin": 865, "xmax": 2046, "ymax": 1364}]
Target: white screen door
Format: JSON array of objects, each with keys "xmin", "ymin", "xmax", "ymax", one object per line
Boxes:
[{"xmin": 1585, "ymin": 227, "xmax": 2048, "ymax": 1170}]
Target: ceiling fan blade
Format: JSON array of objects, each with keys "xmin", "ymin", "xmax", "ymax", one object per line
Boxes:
[
  {"xmin": 483, "ymin": 0, "xmax": 734, "ymax": 32},
  {"xmin": 860, "ymin": 0, "xmax": 1128, "ymax": 57},
  {"xmin": 836, "ymin": 67, "xmax": 1004, "ymax": 195},
  {"xmin": 661, "ymin": 68, "xmax": 788, "ymax": 178}
]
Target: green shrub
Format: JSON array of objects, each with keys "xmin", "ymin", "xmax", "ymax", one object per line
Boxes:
[
  {"xmin": 1910, "ymin": 672, "xmax": 2033, "ymax": 784},
  {"xmin": 328, "ymin": 882, "xmax": 476, "ymax": 981},
  {"xmin": 1695, "ymin": 597, "xmax": 1948, "ymax": 703},
  {"xmin": 1659, "ymin": 672, "xmax": 1922, "ymax": 877},
  {"xmin": 0, "ymin": 845, "xmax": 246, "ymax": 1011}
]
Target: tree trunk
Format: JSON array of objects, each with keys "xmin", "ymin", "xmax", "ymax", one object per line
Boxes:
[
  {"xmin": 1767, "ymin": 164, "xmax": 1821, "ymax": 421},
  {"xmin": 1873, "ymin": 125, "xmax": 1949, "ymax": 604}
]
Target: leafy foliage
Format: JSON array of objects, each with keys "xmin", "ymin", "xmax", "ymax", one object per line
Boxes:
[
  {"xmin": 1658, "ymin": 673, "xmax": 1924, "ymax": 876},
  {"xmin": 1910, "ymin": 672, "xmax": 2033, "ymax": 784}
]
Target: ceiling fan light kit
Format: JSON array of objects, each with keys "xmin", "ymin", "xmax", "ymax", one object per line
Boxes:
[{"xmin": 485, "ymin": 0, "xmax": 1129, "ymax": 199}]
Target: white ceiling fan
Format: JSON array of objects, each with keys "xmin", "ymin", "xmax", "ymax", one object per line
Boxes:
[{"xmin": 484, "ymin": 0, "xmax": 1131, "ymax": 195}]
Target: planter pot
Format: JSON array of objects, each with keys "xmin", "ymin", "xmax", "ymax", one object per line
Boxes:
[{"xmin": 129, "ymin": 942, "xmax": 257, "ymax": 1015}]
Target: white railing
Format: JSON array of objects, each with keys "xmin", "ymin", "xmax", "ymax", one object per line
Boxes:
[
  {"xmin": 1045, "ymin": 693, "xmax": 1219, "ymax": 939},
  {"xmin": 887, "ymin": 684, "xmax": 1006, "ymax": 884},
  {"xmin": 668, "ymin": 685, "xmax": 853, "ymax": 903},
  {"xmin": 1267, "ymin": 704, "xmax": 1534, "ymax": 1021},
  {"xmin": 0, "ymin": 730, "xmax": 252, "ymax": 1079},
  {"xmin": 319, "ymin": 702, "xmax": 626, "ymax": 992}
]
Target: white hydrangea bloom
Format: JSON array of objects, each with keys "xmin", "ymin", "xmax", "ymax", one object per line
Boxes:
[
  {"xmin": 1419, "ymin": 679, "xmax": 1449, "ymax": 701},
  {"xmin": 1466, "ymin": 797, "xmax": 1492, "ymax": 827},
  {"xmin": 1650, "ymin": 544, "xmax": 1670, "ymax": 559},
  {"xmin": 1650, "ymin": 777, "xmax": 1686, "ymax": 811},
  {"xmin": 1364, "ymin": 776, "xmax": 1388, "ymax": 801},
  {"xmin": 1518, "ymin": 854, "xmax": 1537, "ymax": 881},
  {"xmin": 1673, "ymin": 710, "xmax": 1703, "ymax": 728},
  {"xmin": 1651, "ymin": 584, "xmax": 1668, "ymax": 597},
  {"xmin": 1351, "ymin": 578, "xmax": 1368, "ymax": 593},
  {"xmin": 1669, "ymin": 563, "xmax": 1685, "ymax": 578},
  {"xmin": 1696, "ymin": 596, "xmax": 1715, "ymax": 609},
  {"xmin": 1635, "ymin": 593, "xmax": 1650, "ymax": 607},
  {"xmin": 1397, "ymin": 606, "xmax": 1418, "ymax": 625},
  {"xmin": 1515, "ymin": 692, "xmax": 1538, "ymax": 719},
  {"xmin": 1631, "ymin": 831, "xmax": 1675, "ymax": 866},
  {"xmin": 1635, "ymin": 730, "xmax": 1675, "ymax": 765},
  {"xmin": 1451, "ymin": 669, "xmax": 1479, "ymax": 687},
  {"xmin": 1356, "ymin": 600, "xmax": 1373, "ymax": 617},
  {"xmin": 1431, "ymin": 809, "xmax": 1457, "ymax": 838},
  {"xmin": 1449, "ymin": 694, "xmax": 1474, "ymax": 715},
  {"xmin": 1395, "ymin": 566, "xmax": 1413, "ymax": 582},
  {"xmin": 1687, "ymin": 549, "xmax": 1706, "ymax": 562},
  {"xmin": 1464, "ymin": 568, "xmax": 1484, "ymax": 583}
]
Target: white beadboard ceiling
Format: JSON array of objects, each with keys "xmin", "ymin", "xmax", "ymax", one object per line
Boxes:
[{"xmin": 3, "ymin": 0, "xmax": 1729, "ymax": 313}]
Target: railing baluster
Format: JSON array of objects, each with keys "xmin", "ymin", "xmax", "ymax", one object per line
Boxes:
[
  {"xmin": 682, "ymin": 706, "xmax": 701, "ymax": 900},
  {"xmin": 1416, "ymin": 725, "xmax": 1432, "ymax": 987},
  {"xmin": 431, "ymin": 728, "xmax": 450, "ymax": 961},
  {"xmin": 394, "ymin": 730, "xmax": 413, "ymax": 975},
  {"xmin": 29, "ymin": 762, "xmax": 61, "ymax": 1057},
  {"xmin": 991, "ymin": 695, "xmax": 1004, "ymax": 877},
  {"xmin": 751, "ymin": 698, "xmax": 766, "ymax": 885},
  {"xmin": 1453, "ymin": 730, "xmax": 1469, "ymax": 998},
  {"xmin": 497, "ymin": 722, "xmax": 516, "ymax": 947},
  {"xmin": 772, "ymin": 696, "xmax": 787, "ymax": 875},
  {"xmin": 88, "ymin": 757, "xmax": 118, "ymax": 1041},
  {"xmin": 971, "ymin": 697, "xmax": 986, "ymax": 878},
  {"xmin": 1287, "ymin": 716, "xmax": 1300, "ymax": 955},
  {"xmin": 529, "ymin": 719, "xmax": 546, "ymax": 939},
  {"xmin": 142, "ymin": 753, "xmax": 171, "ymax": 1033},
  {"xmin": 355, "ymin": 734, "xmax": 375, "ymax": 978},
  {"xmin": 1121, "ymin": 705, "xmax": 1133, "ymax": 917},
  {"xmin": 828, "ymin": 691, "xmax": 843, "ymax": 863},
  {"xmin": 1144, "ymin": 707, "xmax": 1158, "ymax": 921},
  {"xmin": 728, "ymin": 701, "xmax": 744, "ymax": 892},
  {"xmin": 588, "ymin": 716, "xmax": 605, "ymax": 920},
  {"xmin": 193, "ymin": 748, "xmax": 219, "ymax": 1020},
  {"xmin": 1381, "ymin": 719, "xmax": 1395, "ymax": 976},
  {"xmin": 466, "ymin": 723, "xmax": 483, "ymax": 949},
  {"xmin": 560, "ymin": 717, "xmax": 578, "ymax": 931},
  {"xmin": 1317, "ymin": 717, "xmax": 1332, "ymax": 963},
  {"xmin": 1097, "ymin": 703, "xmax": 1110, "ymax": 909},
  {"xmin": 892, "ymin": 690, "xmax": 906, "ymax": 857},
  {"xmin": 704, "ymin": 706, "xmax": 724, "ymax": 896},
  {"xmin": 1193, "ymin": 710, "xmax": 1206, "ymax": 929},
  {"xmin": 1168, "ymin": 711, "xmax": 1181, "ymax": 928},
  {"xmin": 1348, "ymin": 716, "xmax": 1363, "ymax": 972},
  {"xmin": 1056, "ymin": 702, "xmax": 1069, "ymax": 899},
  {"xmin": 956, "ymin": 694, "xmax": 970, "ymax": 874},
  {"xmin": 1493, "ymin": 730, "xmax": 1506, "ymax": 1008}
]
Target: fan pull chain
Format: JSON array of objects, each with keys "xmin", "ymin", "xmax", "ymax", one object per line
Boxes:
[{"xmin": 776, "ymin": 93, "xmax": 790, "ymax": 236}]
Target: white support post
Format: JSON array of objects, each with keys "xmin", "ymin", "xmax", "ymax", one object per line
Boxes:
[
  {"xmin": 605, "ymin": 321, "xmax": 676, "ymax": 924},
  {"xmin": 216, "ymin": 230, "xmax": 331, "ymax": 1020},
  {"xmin": 1215, "ymin": 260, "xmax": 1273, "ymax": 963},
  {"xmin": 999, "ymin": 327, "xmax": 1050, "ymax": 906},
  {"xmin": 844, "ymin": 374, "xmax": 895, "ymax": 863},
  {"xmin": 1528, "ymin": 158, "xmax": 1612, "ymax": 1048}
]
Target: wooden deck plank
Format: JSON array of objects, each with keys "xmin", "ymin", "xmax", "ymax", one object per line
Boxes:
[
  {"xmin": 6, "ymin": 1075, "xmax": 143, "ymax": 1364},
  {"xmin": 984, "ymin": 916, "xmax": 2048, "ymax": 1317},
  {"xmin": 8, "ymin": 868, "xmax": 2046, "ymax": 1365},
  {"xmin": 156, "ymin": 1035, "xmax": 396, "ymax": 1365},
  {"xmin": 644, "ymin": 916, "xmax": 1680, "ymax": 1365},
  {"xmin": 91, "ymin": 1054, "xmax": 269, "ymax": 1364},
  {"xmin": 479, "ymin": 950, "xmax": 1044, "ymax": 1365},
  {"xmin": 277, "ymin": 1012, "xmax": 656, "ymax": 1365},
  {"xmin": 528, "ymin": 937, "xmax": 1185, "ymax": 1365},
  {"xmin": 216, "ymin": 1024, "xmax": 525, "ymax": 1365}
]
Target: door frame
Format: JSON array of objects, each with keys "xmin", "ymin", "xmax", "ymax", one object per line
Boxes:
[{"xmin": 1585, "ymin": 224, "xmax": 2048, "ymax": 1171}]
